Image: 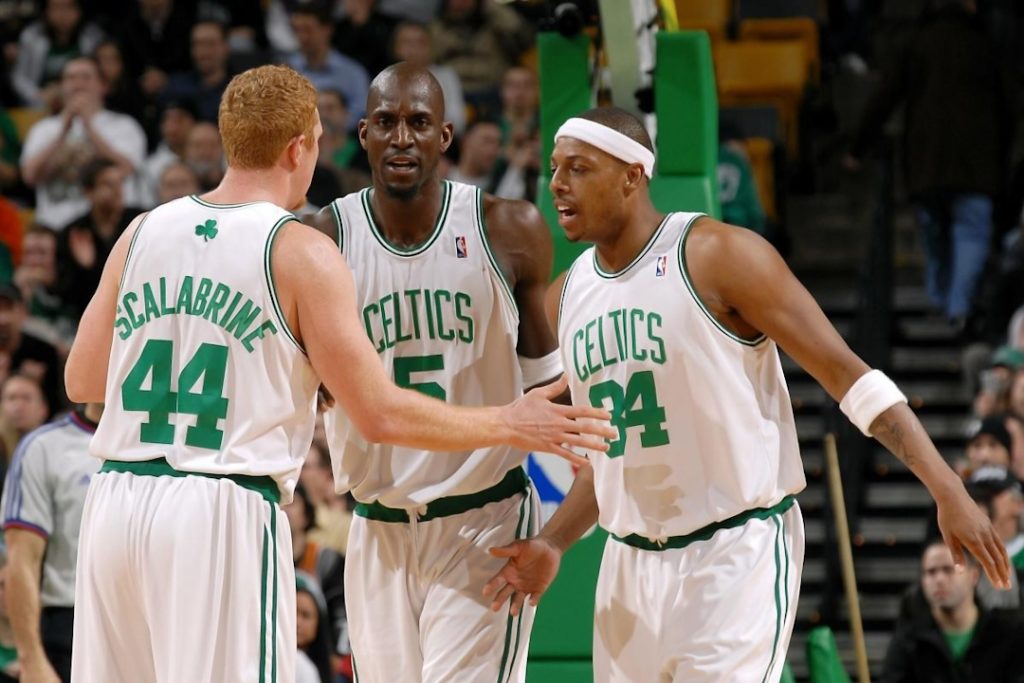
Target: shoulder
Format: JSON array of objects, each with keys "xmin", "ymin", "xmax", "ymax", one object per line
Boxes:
[
  {"xmin": 683, "ymin": 215, "xmax": 773, "ymax": 264},
  {"xmin": 481, "ymin": 193, "xmax": 549, "ymax": 244},
  {"xmin": 10, "ymin": 416, "xmax": 72, "ymax": 466},
  {"xmin": 23, "ymin": 116, "xmax": 62, "ymax": 144},
  {"xmin": 302, "ymin": 204, "xmax": 342, "ymax": 246}
]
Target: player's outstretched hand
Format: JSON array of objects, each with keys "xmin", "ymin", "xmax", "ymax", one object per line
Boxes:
[
  {"xmin": 501, "ymin": 375, "xmax": 615, "ymax": 467},
  {"xmin": 484, "ymin": 535, "xmax": 562, "ymax": 616},
  {"xmin": 937, "ymin": 488, "xmax": 1013, "ymax": 590}
]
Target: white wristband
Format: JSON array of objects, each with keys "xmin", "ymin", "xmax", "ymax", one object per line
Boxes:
[
  {"xmin": 519, "ymin": 350, "xmax": 564, "ymax": 388},
  {"xmin": 839, "ymin": 369, "xmax": 908, "ymax": 436}
]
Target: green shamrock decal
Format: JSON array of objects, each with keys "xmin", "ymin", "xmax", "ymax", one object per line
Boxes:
[{"xmin": 195, "ymin": 219, "xmax": 218, "ymax": 242}]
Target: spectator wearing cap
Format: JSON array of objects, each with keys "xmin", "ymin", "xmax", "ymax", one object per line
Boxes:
[
  {"xmin": 0, "ymin": 289, "xmax": 60, "ymax": 417},
  {"xmin": 295, "ymin": 571, "xmax": 336, "ymax": 683},
  {"xmin": 287, "ymin": 5, "xmax": 369, "ymax": 131},
  {"xmin": 968, "ymin": 466, "xmax": 1024, "ymax": 571},
  {"xmin": 963, "ymin": 416, "xmax": 1014, "ymax": 476},
  {"xmin": 965, "ymin": 466, "xmax": 1024, "ymax": 609},
  {"xmin": 882, "ymin": 539, "xmax": 1024, "ymax": 683},
  {"xmin": 973, "ymin": 345, "xmax": 1024, "ymax": 418},
  {"xmin": 0, "ymin": 404, "xmax": 101, "ymax": 683},
  {"xmin": 56, "ymin": 158, "xmax": 143, "ymax": 319},
  {"xmin": 143, "ymin": 99, "xmax": 198, "ymax": 207}
]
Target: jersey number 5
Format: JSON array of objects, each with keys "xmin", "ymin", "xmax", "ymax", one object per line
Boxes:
[
  {"xmin": 589, "ymin": 370, "xmax": 669, "ymax": 457},
  {"xmin": 394, "ymin": 354, "xmax": 446, "ymax": 400},
  {"xmin": 121, "ymin": 339, "xmax": 230, "ymax": 450}
]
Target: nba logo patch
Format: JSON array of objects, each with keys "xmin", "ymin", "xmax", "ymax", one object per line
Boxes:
[
  {"xmin": 655, "ymin": 255, "xmax": 668, "ymax": 276},
  {"xmin": 455, "ymin": 235, "xmax": 468, "ymax": 258}
]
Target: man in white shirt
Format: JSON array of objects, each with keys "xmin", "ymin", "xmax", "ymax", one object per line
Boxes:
[{"xmin": 19, "ymin": 56, "xmax": 147, "ymax": 230}]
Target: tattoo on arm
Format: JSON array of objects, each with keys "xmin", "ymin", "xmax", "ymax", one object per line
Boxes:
[{"xmin": 872, "ymin": 414, "xmax": 916, "ymax": 469}]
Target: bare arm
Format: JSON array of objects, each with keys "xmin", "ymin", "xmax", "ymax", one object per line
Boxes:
[
  {"xmin": 484, "ymin": 464, "xmax": 599, "ymax": 614},
  {"xmin": 274, "ymin": 222, "xmax": 613, "ymax": 459},
  {"xmin": 5, "ymin": 529, "xmax": 59, "ymax": 682},
  {"xmin": 64, "ymin": 213, "xmax": 144, "ymax": 403},
  {"xmin": 690, "ymin": 218, "xmax": 1011, "ymax": 586},
  {"xmin": 484, "ymin": 196, "xmax": 561, "ymax": 386}
]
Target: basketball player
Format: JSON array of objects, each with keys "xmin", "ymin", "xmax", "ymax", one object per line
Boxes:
[
  {"xmin": 484, "ymin": 107, "xmax": 1012, "ymax": 682},
  {"xmin": 308, "ymin": 63, "xmax": 561, "ymax": 683},
  {"xmin": 62, "ymin": 66, "xmax": 614, "ymax": 683}
]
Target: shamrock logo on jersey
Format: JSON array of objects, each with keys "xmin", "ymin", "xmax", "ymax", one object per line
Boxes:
[{"xmin": 195, "ymin": 219, "xmax": 218, "ymax": 242}]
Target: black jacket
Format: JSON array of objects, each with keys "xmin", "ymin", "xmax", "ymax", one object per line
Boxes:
[
  {"xmin": 882, "ymin": 603, "xmax": 1024, "ymax": 683},
  {"xmin": 850, "ymin": 6, "xmax": 1015, "ymax": 198}
]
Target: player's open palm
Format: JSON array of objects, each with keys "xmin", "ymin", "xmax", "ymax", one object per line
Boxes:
[
  {"xmin": 484, "ymin": 536, "xmax": 562, "ymax": 616},
  {"xmin": 503, "ymin": 375, "xmax": 615, "ymax": 466},
  {"xmin": 937, "ymin": 491, "xmax": 1012, "ymax": 590}
]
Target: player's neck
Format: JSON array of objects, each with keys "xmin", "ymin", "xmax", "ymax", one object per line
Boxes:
[
  {"xmin": 595, "ymin": 200, "xmax": 664, "ymax": 273},
  {"xmin": 369, "ymin": 179, "xmax": 446, "ymax": 247},
  {"xmin": 202, "ymin": 168, "xmax": 295, "ymax": 210}
]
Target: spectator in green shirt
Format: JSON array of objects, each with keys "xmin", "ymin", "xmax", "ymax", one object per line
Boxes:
[{"xmin": 717, "ymin": 122, "xmax": 766, "ymax": 235}]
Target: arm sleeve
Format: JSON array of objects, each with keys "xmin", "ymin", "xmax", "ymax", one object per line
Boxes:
[{"xmin": 0, "ymin": 435, "xmax": 53, "ymax": 538}]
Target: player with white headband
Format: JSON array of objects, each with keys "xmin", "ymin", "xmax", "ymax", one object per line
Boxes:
[{"xmin": 484, "ymin": 106, "xmax": 1011, "ymax": 682}]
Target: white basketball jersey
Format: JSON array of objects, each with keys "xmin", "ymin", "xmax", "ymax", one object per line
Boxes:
[
  {"xmin": 324, "ymin": 181, "xmax": 525, "ymax": 508},
  {"xmin": 91, "ymin": 196, "xmax": 319, "ymax": 503},
  {"xmin": 558, "ymin": 212, "xmax": 806, "ymax": 539}
]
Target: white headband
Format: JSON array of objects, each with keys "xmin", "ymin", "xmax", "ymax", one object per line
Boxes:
[{"xmin": 554, "ymin": 117, "xmax": 655, "ymax": 178}]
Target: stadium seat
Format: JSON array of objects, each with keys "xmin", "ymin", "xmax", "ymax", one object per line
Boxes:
[
  {"xmin": 714, "ymin": 41, "xmax": 808, "ymax": 158},
  {"xmin": 737, "ymin": 0, "xmax": 826, "ymax": 21},
  {"xmin": 673, "ymin": 0, "xmax": 733, "ymax": 43},
  {"xmin": 739, "ymin": 17, "xmax": 820, "ymax": 83},
  {"xmin": 8, "ymin": 107, "xmax": 46, "ymax": 142},
  {"xmin": 741, "ymin": 137, "xmax": 778, "ymax": 222}
]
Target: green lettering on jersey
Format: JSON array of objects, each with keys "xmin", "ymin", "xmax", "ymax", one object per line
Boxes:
[
  {"xmin": 423, "ymin": 288, "xmax": 436, "ymax": 340},
  {"xmin": 379, "ymin": 293, "xmax": 395, "ymax": 349},
  {"xmin": 193, "ymin": 278, "xmax": 213, "ymax": 317},
  {"xmin": 454, "ymin": 292, "xmax": 473, "ymax": 343},
  {"xmin": 176, "ymin": 276, "xmax": 194, "ymax": 314},
  {"xmin": 434, "ymin": 289, "xmax": 454, "ymax": 341},
  {"xmin": 362, "ymin": 302, "xmax": 384, "ymax": 353},
  {"xmin": 589, "ymin": 370, "xmax": 669, "ymax": 457},
  {"xmin": 648, "ymin": 312, "xmax": 666, "ymax": 364},
  {"xmin": 219, "ymin": 291, "xmax": 243, "ymax": 328},
  {"xmin": 392, "ymin": 292, "xmax": 412, "ymax": 344},
  {"xmin": 204, "ymin": 283, "xmax": 231, "ymax": 324},
  {"xmin": 242, "ymin": 320, "xmax": 278, "ymax": 352},
  {"xmin": 158, "ymin": 277, "xmax": 175, "ymax": 315},
  {"xmin": 224, "ymin": 299, "xmax": 262, "ymax": 340},
  {"xmin": 142, "ymin": 282, "xmax": 161, "ymax": 323},
  {"xmin": 405, "ymin": 289, "xmax": 423, "ymax": 339},
  {"xmin": 115, "ymin": 305, "xmax": 132, "ymax": 340},
  {"xmin": 570, "ymin": 308, "xmax": 668, "ymax": 383},
  {"xmin": 629, "ymin": 308, "xmax": 647, "ymax": 362},
  {"xmin": 572, "ymin": 327, "xmax": 589, "ymax": 382},
  {"xmin": 123, "ymin": 292, "xmax": 144, "ymax": 329}
]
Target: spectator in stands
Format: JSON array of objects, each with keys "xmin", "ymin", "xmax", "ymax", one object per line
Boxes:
[
  {"xmin": 287, "ymin": 5, "xmax": 369, "ymax": 130},
  {"xmin": 967, "ymin": 467, "xmax": 1024, "ymax": 575},
  {"xmin": 56, "ymin": 158, "xmax": 142, "ymax": 317},
  {"xmin": 881, "ymin": 539, "xmax": 1024, "ymax": 682},
  {"xmin": 391, "ymin": 21, "xmax": 466, "ymax": 135},
  {"xmin": 92, "ymin": 38, "xmax": 146, "ymax": 125},
  {"xmin": 117, "ymin": 0, "xmax": 196, "ymax": 101},
  {"xmin": 718, "ymin": 122, "xmax": 767, "ymax": 236},
  {"xmin": 846, "ymin": 0, "xmax": 1015, "ymax": 331},
  {"xmin": 143, "ymin": 98, "xmax": 197, "ymax": 206},
  {"xmin": 183, "ymin": 121, "xmax": 224, "ymax": 192},
  {"xmin": 19, "ymin": 56, "xmax": 147, "ymax": 230},
  {"xmin": 0, "ymin": 293, "xmax": 60, "ymax": 418},
  {"xmin": 448, "ymin": 119, "xmax": 503, "ymax": 189},
  {"xmin": 295, "ymin": 572, "xmax": 336, "ymax": 683},
  {"xmin": 335, "ymin": 0, "xmax": 399, "ymax": 79},
  {"xmin": 14, "ymin": 226, "xmax": 75, "ymax": 356},
  {"xmin": 285, "ymin": 484, "xmax": 347, "ymax": 668},
  {"xmin": 299, "ymin": 440, "xmax": 352, "ymax": 557},
  {"xmin": 11, "ymin": 0, "xmax": 104, "ymax": 109},
  {"xmin": 498, "ymin": 65, "xmax": 537, "ymax": 147},
  {"xmin": 314, "ymin": 89, "xmax": 371, "ymax": 195},
  {"xmin": 0, "ymin": 404, "xmax": 102, "ymax": 683},
  {"xmin": 161, "ymin": 21, "xmax": 232, "ymax": 123},
  {"xmin": 0, "ymin": 109, "xmax": 21, "ymax": 195},
  {"xmin": 0, "ymin": 551, "xmax": 19, "ymax": 682},
  {"xmin": 430, "ymin": 0, "xmax": 533, "ymax": 118},
  {"xmin": 959, "ymin": 416, "xmax": 1014, "ymax": 478},
  {"xmin": 156, "ymin": 161, "xmax": 200, "ymax": 204},
  {"xmin": 973, "ymin": 346, "xmax": 1024, "ymax": 418}
]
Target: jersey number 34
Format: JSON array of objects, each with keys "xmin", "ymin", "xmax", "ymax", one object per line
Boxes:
[{"xmin": 589, "ymin": 370, "xmax": 669, "ymax": 458}]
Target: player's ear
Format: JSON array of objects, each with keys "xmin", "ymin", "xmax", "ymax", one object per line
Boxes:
[
  {"xmin": 358, "ymin": 119, "xmax": 369, "ymax": 150},
  {"xmin": 623, "ymin": 164, "xmax": 645, "ymax": 193},
  {"xmin": 440, "ymin": 121, "xmax": 454, "ymax": 154},
  {"xmin": 284, "ymin": 135, "xmax": 303, "ymax": 171}
]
